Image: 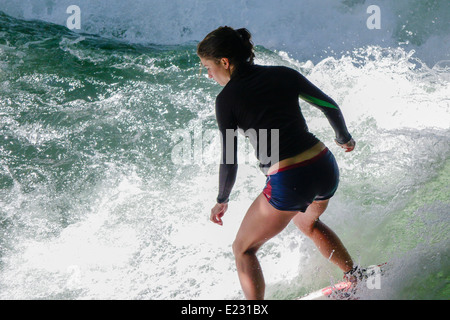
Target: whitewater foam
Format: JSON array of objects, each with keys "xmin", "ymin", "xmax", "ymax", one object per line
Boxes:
[{"xmin": 1, "ymin": 0, "xmax": 449, "ymax": 66}]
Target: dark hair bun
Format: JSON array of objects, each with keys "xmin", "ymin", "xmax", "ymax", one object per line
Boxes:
[
  {"xmin": 236, "ymin": 28, "xmax": 255, "ymax": 64},
  {"xmin": 197, "ymin": 26, "xmax": 255, "ymax": 65}
]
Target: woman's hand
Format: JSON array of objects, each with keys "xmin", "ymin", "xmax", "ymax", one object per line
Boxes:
[
  {"xmin": 210, "ymin": 202, "xmax": 228, "ymax": 226},
  {"xmin": 335, "ymin": 138, "xmax": 356, "ymax": 153}
]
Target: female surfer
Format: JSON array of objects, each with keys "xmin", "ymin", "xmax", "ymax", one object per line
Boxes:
[{"xmin": 197, "ymin": 26, "xmax": 357, "ymax": 300}]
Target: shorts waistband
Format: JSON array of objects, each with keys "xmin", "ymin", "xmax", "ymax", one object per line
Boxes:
[{"xmin": 268, "ymin": 148, "xmax": 329, "ymax": 175}]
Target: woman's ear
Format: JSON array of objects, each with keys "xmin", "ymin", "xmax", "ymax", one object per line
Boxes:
[{"xmin": 220, "ymin": 57, "xmax": 230, "ymax": 69}]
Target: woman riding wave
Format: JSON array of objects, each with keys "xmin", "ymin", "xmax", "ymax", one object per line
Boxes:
[{"xmin": 198, "ymin": 26, "xmax": 357, "ymax": 300}]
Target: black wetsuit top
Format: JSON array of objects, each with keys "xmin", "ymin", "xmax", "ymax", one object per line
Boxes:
[{"xmin": 215, "ymin": 64, "xmax": 352, "ymax": 203}]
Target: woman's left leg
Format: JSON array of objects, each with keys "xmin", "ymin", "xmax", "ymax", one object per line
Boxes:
[
  {"xmin": 232, "ymin": 193, "xmax": 298, "ymax": 300},
  {"xmin": 292, "ymin": 199, "xmax": 354, "ymax": 273}
]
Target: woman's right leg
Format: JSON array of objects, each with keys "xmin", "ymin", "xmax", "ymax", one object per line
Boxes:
[
  {"xmin": 292, "ymin": 200, "xmax": 354, "ymax": 273},
  {"xmin": 232, "ymin": 193, "xmax": 298, "ymax": 300}
]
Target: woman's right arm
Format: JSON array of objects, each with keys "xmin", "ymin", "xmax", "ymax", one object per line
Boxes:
[{"xmin": 215, "ymin": 94, "xmax": 238, "ymax": 204}]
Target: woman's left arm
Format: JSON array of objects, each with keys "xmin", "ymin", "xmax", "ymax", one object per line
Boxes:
[{"xmin": 297, "ymin": 73, "xmax": 353, "ymax": 146}]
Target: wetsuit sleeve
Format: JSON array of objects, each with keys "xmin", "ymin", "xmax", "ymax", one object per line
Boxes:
[
  {"xmin": 215, "ymin": 95, "xmax": 238, "ymax": 204},
  {"xmin": 297, "ymin": 73, "xmax": 352, "ymax": 144}
]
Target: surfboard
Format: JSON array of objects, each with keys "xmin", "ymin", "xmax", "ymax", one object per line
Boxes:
[{"xmin": 297, "ymin": 263, "xmax": 386, "ymax": 300}]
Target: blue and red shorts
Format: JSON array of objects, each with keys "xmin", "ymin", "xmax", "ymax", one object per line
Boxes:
[{"xmin": 262, "ymin": 148, "xmax": 339, "ymax": 212}]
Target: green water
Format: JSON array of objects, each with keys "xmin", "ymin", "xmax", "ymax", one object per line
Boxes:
[{"xmin": 0, "ymin": 11, "xmax": 449, "ymax": 299}]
